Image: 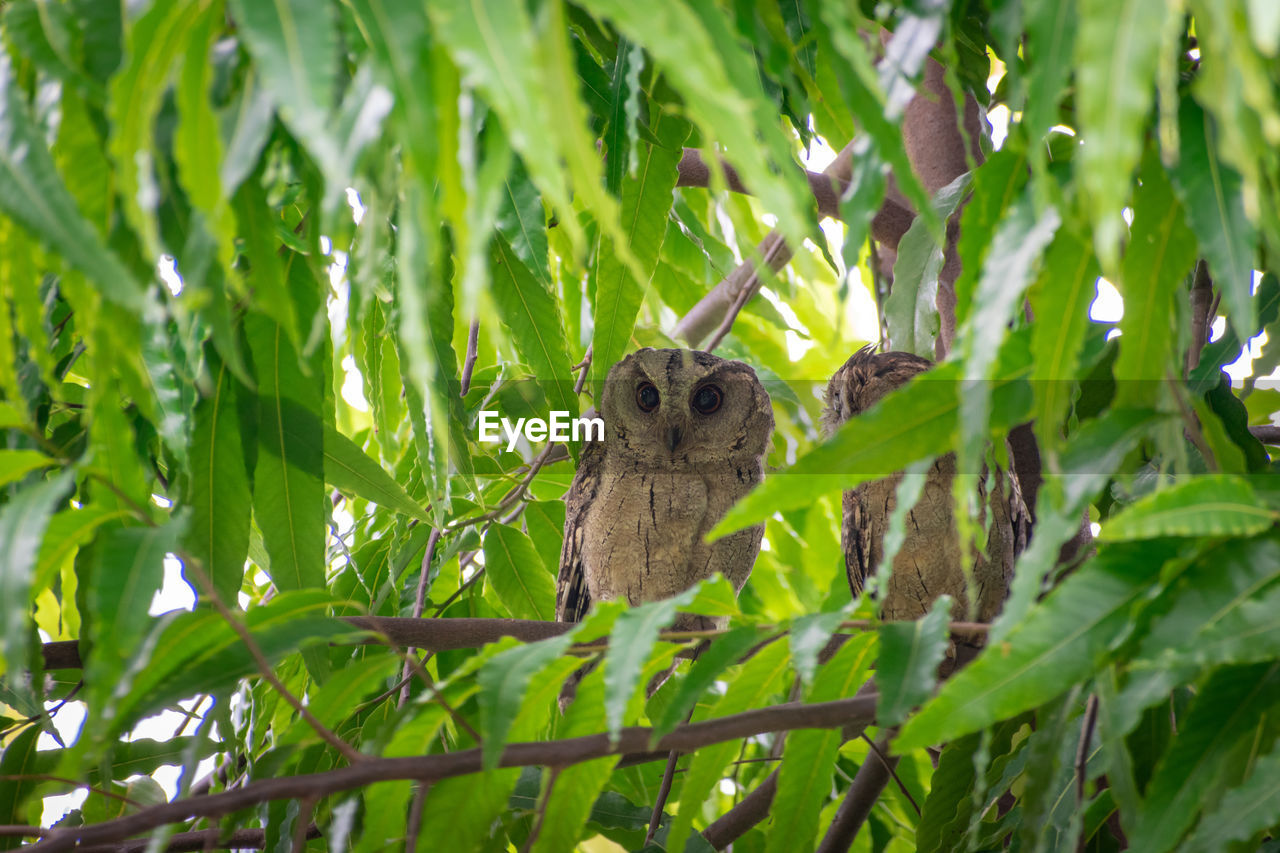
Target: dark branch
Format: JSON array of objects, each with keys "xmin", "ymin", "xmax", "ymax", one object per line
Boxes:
[
  {"xmin": 33, "ymin": 695, "xmax": 878, "ymax": 851},
  {"xmin": 815, "ymin": 734, "xmax": 897, "ymax": 852}
]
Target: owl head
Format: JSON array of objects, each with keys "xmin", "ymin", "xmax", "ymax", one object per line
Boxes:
[
  {"xmin": 599, "ymin": 348, "xmax": 773, "ymax": 469},
  {"xmin": 822, "ymin": 346, "xmax": 933, "ymax": 434}
]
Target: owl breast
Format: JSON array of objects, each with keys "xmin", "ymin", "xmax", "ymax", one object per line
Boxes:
[{"xmin": 582, "ymin": 468, "xmax": 708, "ymax": 605}]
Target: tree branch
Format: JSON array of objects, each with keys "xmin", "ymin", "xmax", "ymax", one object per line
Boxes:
[
  {"xmin": 33, "ymin": 695, "xmax": 879, "ymax": 851},
  {"xmin": 77, "ymin": 826, "xmax": 323, "ymax": 852},
  {"xmin": 40, "ymin": 618, "xmax": 992, "ymax": 671},
  {"xmin": 815, "ymin": 733, "xmax": 897, "ymax": 852}
]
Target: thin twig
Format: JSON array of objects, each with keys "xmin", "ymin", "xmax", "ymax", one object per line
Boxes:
[
  {"xmin": 460, "ymin": 319, "xmax": 480, "ymax": 397},
  {"xmin": 405, "ymin": 782, "xmax": 429, "ymax": 851},
  {"xmin": 860, "ymin": 734, "xmax": 919, "ymax": 816},
  {"xmin": 401, "ymin": 528, "xmax": 442, "ymax": 707},
  {"xmin": 646, "ymin": 750, "xmax": 681, "ymax": 845},
  {"xmin": 180, "ymin": 555, "xmax": 366, "ymax": 765},
  {"xmin": 520, "ymin": 767, "xmax": 559, "ymax": 853},
  {"xmin": 1075, "ymin": 694, "xmax": 1099, "ymax": 810},
  {"xmin": 289, "ymin": 797, "xmax": 317, "ymax": 853}
]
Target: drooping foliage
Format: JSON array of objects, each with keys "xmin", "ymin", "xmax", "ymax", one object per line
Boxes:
[{"xmin": 0, "ymin": 0, "xmax": 1278, "ymax": 850}]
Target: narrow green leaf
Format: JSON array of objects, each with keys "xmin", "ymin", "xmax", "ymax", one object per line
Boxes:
[
  {"xmin": 415, "ymin": 769, "xmax": 522, "ymax": 851},
  {"xmin": 228, "ymin": 0, "xmax": 347, "ymax": 211},
  {"xmin": 952, "ymin": 151, "xmax": 1027, "ymax": 325},
  {"xmin": 323, "ymin": 424, "xmax": 429, "ymax": 522},
  {"xmin": 0, "ymin": 470, "xmax": 72, "ymax": 674},
  {"xmin": 1099, "ymin": 475, "xmax": 1276, "ymax": 540},
  {"xmin": 478, "ymin": 633, "xmax": 576, "ymax": 770},
  {"xmin": 667, "ymin": 639, "xmax": 790, "ymax": 853},
  {"xmin": 483, "ymin": 523, "xmax": 557, "ymax": 622},
  {"xmin": 0, "ymin": 53, "xmax": 140, "ymax": 308},
  {"xmin": 877, "ymin": 595, "xmax": 953, "ymax": 727},
  {"xmin": 247, "ymin": 296, "xmax": 325, "ymax": 594},
  {"xmin": 112, "ymin": 590, "xmax": 362, "ymax": 736},
  {"xmin": 496, "ymin": 160, "xmax": 551, "ymax": 287},
  {"xmin": 579, "ymin": 0, "xmax": 812, "ymax": 249},
  {"xmin": 1170, "ymin": 99, "xmax": 1258, "ymax": 340},
  {"xmin": 896, "ymin": 541, "xmax": 1180, "ymax": 752},
  {"xmin": 525, "ymin": 500, "xmax": 566, "ymax": 575},
  {"xmin": 1181, "ymin": 740, "xmax": 1280, "ymax": 853},
  {"xmin": 767, "ymin": 633, "xmax": 877, "ymax": 853},
  {"xmin": 1114, "ymin": 149, "xmax": 1197, "ymax": 405},
  {"xmin": 183, "ymin": 356, "xmax": 252, "ymax": 604},
  {"xmin": 788, "ymin": 610, "xmax": 848, "ymax": 689},
  {"xmin": 1029, "ymin": 228, "xmax": 1101, "ymax": 454},
  {"xmin": 603, "ymin": 585, "xmax": 701, "ymax": 743},
  {"xmin": 886, "ymin": 173, "xmax": 972, "ymax": 358},
  {"xmin": 916, "ymin": 732, "xmax": 982, "ymax": 853},
  {"xmin": 34, "ymin": 505, "xmax": 131, "ymax": 596},
  {"xmin": 589, "ymin": 107, "xmax": 690, "ymax": 391},
  {"xmin": 107, "ymin": 0, "xmax": 204, "ymax": 261},
  {"xmin": 1075, "ymin": 0, "xmax": 1171, "ymax": 268},
  {"xmin": 84, "ymin": 523, "xmax": 182, "ymax": 734},
  {"xmin": 1187, "ymin": 536, "xmax": 1280, "ymax": 670},
  {"xmin": 491, "ymin": 233, "xmax": 578, "ymax": 419},
  {"xmin": 530, "ymin": 757, "xmax": 621, "ymax": 853},
  {"xmin": 956, "ymin": 193, "xmax": 1060, "ymax": 482},
  {"xmin": 651, "ymin": 626, "xmax": 764, "ymax": 741},
  {"xmin": 1131, "ymin": 661, "xmax": 1280, "ymax": 852},
  {"xmin": 1023, "ymin": 0, "xmax": 1077, "ymax": 183},
  {"xmin": 0, "ymin": 726, "xmax": 41, "ymax": 848},
  {"xmin": 278, "ymin": 654, "xmax": 401, "ymax": 748},
  {"xmin": 0, "ymin": 449, "xmax": 52, "ymax": 488}
]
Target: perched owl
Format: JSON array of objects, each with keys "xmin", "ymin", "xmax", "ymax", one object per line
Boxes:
[
  {"xmin": 556, "ymin": 348, "xmax": 773, "ymax": 628},
  {"xmin": 823, "ymin": 347, "xmax": 1018, "ymax": 624}
]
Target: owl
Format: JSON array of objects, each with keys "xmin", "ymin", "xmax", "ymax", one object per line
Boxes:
[
  {"xmin": 556, "ymin": 348, "xmax": 773, "ymax": 629},
  {"xmin": 823, "ymin": 347, "xmax": 1018, "ymax": 624}
]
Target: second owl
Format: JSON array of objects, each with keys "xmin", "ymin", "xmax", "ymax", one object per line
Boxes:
[{"xmin": 556, "ymin": 348, "xmax": 773, "ymax": 626}]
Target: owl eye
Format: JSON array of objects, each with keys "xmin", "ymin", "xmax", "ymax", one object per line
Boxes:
[
  {"xmin": 636, "ymin": 382, "xmax": 660, "ymax": 412},
  {"xmin": 691, "ymin": 384, "xmax": 723, "ymax": 415}
]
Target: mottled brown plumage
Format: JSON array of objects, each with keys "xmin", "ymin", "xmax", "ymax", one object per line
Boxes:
[
  {"xmin": 556, "ymin": 348, "xmax": 773, "ymax": 629},
  {"xmin": 823, "ymin": 347, "xmax": 1018, "ymax": 624}
]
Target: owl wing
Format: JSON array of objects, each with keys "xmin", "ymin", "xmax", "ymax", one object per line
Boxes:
[
  {"xmin": 556, "ymin": 436, "xmax": 605, "ymax": 623},
  {"xmin": 843, "ymin": 486, "xmax": 875, "ymax": 599}
]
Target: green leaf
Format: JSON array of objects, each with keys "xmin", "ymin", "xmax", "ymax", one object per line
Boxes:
[
  {"xmin": 1113, "ymin": 149, "xmax": 1197, "ymax": 406},
  {"xmin": 0, "ymin": 53, "xmax": 140, "ymax": 309},
  {"xmin": 107, "ymin": 0, "xmax": 205, "ymax": 262},
  {"xmin": 0, "ymin": 725, "xmax": 41, "ymax": 848},
  {"xmin": 579, "ymin": 0, "xmax": 812, "ymax": 250},
  {"xmin": 915, "ymin": 732, "xmax": 982, "ymax": 853},
  {"xmin": 111, "ymin": 590, "xmax": 363, "ymax": 736},
  {"xmin": 651, "ymin": 626, "xmax": 764, "ymax": 741},
  {"xmin": 667, "ymin": 639, "xmax": 790, "ymax": 853},
  {"xmin": 0, "ymin": 449, "xmax": 52, "ymax": 488},
  {"xmin": 1170, "ymin": 99, "xmax": 1258, "ymax": 340},
  {"xmin": 278, "ymin": 654, "xmax": 400, "ymax": 749},
  {"xmin": 1180, "ymin": 740, "xmax": 1280, "ymax": 853},
  {"xmin": 603, "ymin": 584, "xmax": 700, "ymax": 743},
  {"xmin": 788, "ymin": 610, "xmax": 848, "ymax": 689},
  {"xmin": 1099, "ymin": 475, "xmax": 1277, "ymax": 540},
  {"xmin": 1130, "ymin": 661, "xmax": 1280, "ymax": 853},
  {"xmin": 877, "ymin": 595, "xmax": 953, "ymax": 727},
  {"xmin": 227, "ymin": 0, "xmax": 348, "ymax": 212},
  {"xmin": 183, "ymin": 356, "xmax": 253, "ymax": 604},
  {"xmin": 0, "ymin": 470, "xmax": 73, "ymax": 675},
  {"xmin": 478, "ymin": 633, "xmax": 576, "ymax": 770},
  {"xmin": 491, "ymin": 233, "xmax": 578, "ymax": 419},
  {"xmin": 34, "ymin": 505, "xmax": 131, "ymax": 597},
  {"xmin": 767, "ymin": 633, "xmax": 877, "ymax": 853},
  {"xmin": 1023, "ymin": 0, "xmax": 1078, "ymax": 183},
  {"xmin": 896, "ymin": 542, "xmax": 1180, "ymax": 752},
  {"xmin": 531, "ymin": 757, "xmax": 621, "ymax": 853},
  {"xmin": 589, "ymin": 107, "xmax": 690, "ymax": 391},
  {"xmin": 85, "ymin": 524, "xmax": 179, "ymax": 719},
  {"xmin": 1186, "ymin": 535, "xmax": 1280, "ymax": 670},
  {"xmin": 483, "ymin": 523, "xmax": 557, "ymax": 622},
  {"xmin": 247, "ymin": 298, "xmax": 325, "ymax": 595},
  {"xmin": 496, "ymin": 160, "xmax": 551, "ymax": 287},
  {"xmin": 886, "ymin": 173, "xmax": 972, "ymax": 358},
  {"xmin": 1028, "ymin": 228, "xmax": 1101, "ymax": 454},
  {"xmin": 415, "ymin": 769, "xmax": 522, "ymax": 850},
  {"xmin": 712, "ymin": 328, "xmax": 1035, "ymax": 537},
  {"xmin": 323, "ymin": 424, "xmax": 429, "ymax": 522},
  {"xmin": 1075, "ymin": 0, "xmax": 1171, "ymax": 268},
  {"xmin": 995, "ymin": 407, "xmax": 1167, "ymax": 641},
  {"xmin": 952, "ymin": 151, "xmax": 1027, "ymax": 325}
]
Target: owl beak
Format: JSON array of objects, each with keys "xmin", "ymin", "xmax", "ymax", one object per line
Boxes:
[{"xmin": 666, "ymin": 425, "xmax": 683, "ymax": 452}]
